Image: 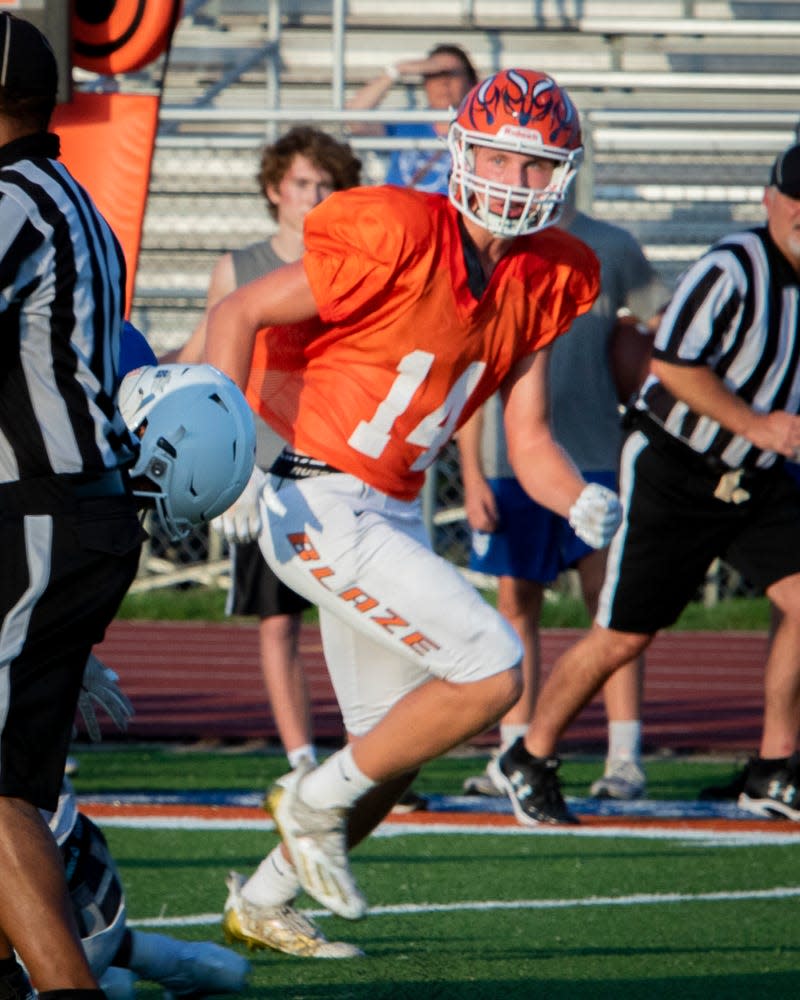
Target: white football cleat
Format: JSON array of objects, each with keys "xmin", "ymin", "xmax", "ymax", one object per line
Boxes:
[
  {"xmin": 463, "ymin": 752, "xmax": 505, "ymax": 797},
  {"xmin": 266, "ymin": 763, "xmax": 367, "ymax": 920},
  {"xmin": 590, "ymin": 759, "xmax": 646, "ymax": 800},
  {"xmin": 129, "ymin": 929, "xmax": 249, "ymax": 995},
  {"xmin": 222, "ymin": 871, "xmax": 364, "ymax": 958}
]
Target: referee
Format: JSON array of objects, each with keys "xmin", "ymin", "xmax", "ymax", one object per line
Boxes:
[
  {"xmin": 493, "ymin": 139, "xmax": 800, "ymax": 827},
  {"xmin": 0, "ymin": 13, "xmax": 144, "ymax": 999}
]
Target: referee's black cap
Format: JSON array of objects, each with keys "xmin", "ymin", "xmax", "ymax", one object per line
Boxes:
[
  {"xmin": 769, "ymin": 142, "xmax": 800, "ymax": 199},
  {"xmin": 0, "ymin": 11, "xmax": 58, "ymax": 100}
]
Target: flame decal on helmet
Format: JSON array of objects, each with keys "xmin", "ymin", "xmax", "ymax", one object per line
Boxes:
[{"xmin": 463, "ymin": 70, "xmax": 579, "ymax": 147}]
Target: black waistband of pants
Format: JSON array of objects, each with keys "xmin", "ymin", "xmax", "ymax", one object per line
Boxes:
[
  {"xmin": 0, "ymin": 470, "xmax": 128, "ymax": 513},
  {"xmin": 270, "ymin": 451, "xmax": 341, "ymax": 480},
  {"xmin": 624, "ymin": 407, "xmax": 778, "ymax": 483}
]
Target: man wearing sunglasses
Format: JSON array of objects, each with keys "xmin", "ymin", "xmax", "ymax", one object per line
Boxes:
[{"xmin": 347, "ymin": 44, "xmax": 478, "ymax": 193}]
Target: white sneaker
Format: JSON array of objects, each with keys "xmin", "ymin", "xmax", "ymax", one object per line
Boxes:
[
  {"xmin": 266, "ymin": 763, "xmax": 367, "ymax": 920},
  {"xmin": 222, "ymin": 871, "xmax": 364, "ymax": 958},
  {"xmin": 590, "ymin": 759, "xmax": 646, "ymax": 800},
  {"xmin": 463, "ymin": 754, "xmax": 505, "ymax": 797},
  {"xmin": 98, "ymin": 967, "xmax": 138, "ymax": 1000},
  {"xmin": 129, "ymin": 929, "xmax": 249, "ymax": 995}
]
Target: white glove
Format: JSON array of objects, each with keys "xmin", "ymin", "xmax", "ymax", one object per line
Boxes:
[
  {"xmin": 78, "ymin": 653, "xmax": 134, "ymax": 742},
  {"xmin": 211, "ymin": 465, "xmax": 267, "ymax": 544},
  {"xmin": 568, "ymin": 482, "xmax": 623, "ymax": 549}
]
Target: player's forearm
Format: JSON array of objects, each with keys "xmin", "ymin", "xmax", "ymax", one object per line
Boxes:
[
  {"xmin": 509, "ymin": 434, "xmax": 585, "ymax": 520},
  {"xmin": 207, "ymin": 262, "xmax": 319, "ymax": 387}
]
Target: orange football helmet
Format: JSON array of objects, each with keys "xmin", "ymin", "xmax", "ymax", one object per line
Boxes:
[{"xmin": 447, "ymin": 68, "xmax": 583, "ymax": 237}]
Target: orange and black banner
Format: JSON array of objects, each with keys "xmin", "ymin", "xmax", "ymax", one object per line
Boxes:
[{"xmin": 51, "ymin": 1, "xmax": 183, "ymax": 314}]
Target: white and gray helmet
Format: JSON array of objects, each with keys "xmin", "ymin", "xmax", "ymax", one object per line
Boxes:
[{"xmin": 119, "ymin": 363, "xmax": 256, "ymax": 540}]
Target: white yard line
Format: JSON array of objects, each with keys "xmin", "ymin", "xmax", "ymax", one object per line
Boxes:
[{"xmin": 130, "ymin": 885, "xmax": 800, "ymax": 930}]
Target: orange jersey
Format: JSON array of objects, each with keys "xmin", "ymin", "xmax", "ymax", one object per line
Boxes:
[{"xmin": 246, "ymin": 186, "xmax": 598, "ymax": 500}]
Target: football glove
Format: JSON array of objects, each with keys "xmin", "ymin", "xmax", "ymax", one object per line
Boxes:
[
  {"xmin": 568, "ymin": 482, "xmax": 623, "ymax": 549},
  {"xmin": 78, "ymin": 653, "xmax": 134, "ymax": 742},
  {"xmin": 211, "ymin": 465, "xmax": 267, "ymax": 544}
]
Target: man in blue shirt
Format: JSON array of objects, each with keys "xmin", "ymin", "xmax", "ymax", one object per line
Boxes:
[{"xmin": 346, "ymin": 44, "xmax": 477, "ymax": 193}]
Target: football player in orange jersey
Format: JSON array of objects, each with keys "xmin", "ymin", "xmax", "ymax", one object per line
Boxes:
[{"xmin": 205, "ymin": 69, "xmax": 623, "ymax": 930}]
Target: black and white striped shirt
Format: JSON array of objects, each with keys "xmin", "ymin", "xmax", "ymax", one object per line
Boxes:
[
  {"xmin": 0, "ymin": 131, "xmax": 137, "ymax": 485},
  {"xmin": 641, "ymin": 227, "xmax": 800, "ymax": 470}
]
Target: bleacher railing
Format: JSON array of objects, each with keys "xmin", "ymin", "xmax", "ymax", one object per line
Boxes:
[{"xmin": 130, "ymin": 0, "xmax": 798, "ymax": 603}]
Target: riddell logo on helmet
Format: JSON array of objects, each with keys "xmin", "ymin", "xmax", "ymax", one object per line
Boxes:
[{"xmin": 497, "ymin": 124, "xmax": 544, "ymax": 145}]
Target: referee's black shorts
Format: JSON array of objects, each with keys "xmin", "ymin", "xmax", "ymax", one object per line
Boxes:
[
  {"xmin": 598, "ymin": 427, "xmax": 800, "ymax": 635},
  {"xmin": 0, "ymin": 490, "xmax": 144, "ymax": 811},
  {"xmin": 228, "ymin": 539, "xmax": 311, "ymax": 619}
]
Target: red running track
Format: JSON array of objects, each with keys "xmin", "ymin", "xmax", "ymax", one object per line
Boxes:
[{"xmin": 93, "ymin": 622, "xmax": 768, "ymax": 754}]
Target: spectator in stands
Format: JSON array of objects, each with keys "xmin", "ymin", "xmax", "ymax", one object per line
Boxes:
[
  {"xmin": 205, "ymin": 67, "xmax": 622, "ymax": 932},
  {"xmin": 492, "ymin": 140, "xmax": 800, "ymax": 826},
  {"xmin": 458, "ymin": 183, "xmax": 667, "ymax": 808},
  {"xmin": 346, "ymin": 43, "xmax": 477, "ymax": 193},
  {"xmin": 164, "ymin": 127, "xmax": 369, "ymax": 959}
]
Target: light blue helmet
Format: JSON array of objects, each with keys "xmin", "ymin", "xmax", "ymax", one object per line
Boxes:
[{"xmin": 119, "ymin": 363, "xmax": 256, "ymax": 540}]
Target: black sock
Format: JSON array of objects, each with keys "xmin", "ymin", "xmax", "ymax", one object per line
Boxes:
[
  {"xmin": 509, "ymin": 740, "xmax": 558, "ymax": 768},
  {"xmin": 37, "ymin": 990, "xmax": 107, "ymax": 1000},
  {"xmin": 508, "ymin": 737, "xmax": 534, "ymax": 762},
  {"xmin": 753, "ymin": 755, "xmax": 789, "ymax": 772}
]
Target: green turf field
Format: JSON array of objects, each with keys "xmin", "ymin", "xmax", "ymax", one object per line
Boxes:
[
  {"xmin": 69, "ymin": 747, "xmax": 748, "ymax": 801},
  {"xmin": 71, "ymin": 748, "xmax": 800, "ymax": 999},
  {"xmin": 116, "ymin": 587, "xmax": 774, "ymax": 631}
]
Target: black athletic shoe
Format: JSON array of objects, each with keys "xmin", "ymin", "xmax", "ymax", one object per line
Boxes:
[
  {"xmin": 488, "ymin": 737, "xmax": 578, "ymax": 826},
  {"xmin": 738, "ymin": 753, "xmax": 800, "ymax": 820},
  {"xmin": 698, "ymin": 760, "xmax": 752, "ymax": 801}
]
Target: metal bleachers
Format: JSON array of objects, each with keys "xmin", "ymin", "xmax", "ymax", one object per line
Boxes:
[
  {"xmin": 130, "ymin": 0, "xmax": 800, "ymax": 353},
  {"xmin": 118, "ymin": 0, "xmax": 800, "ymax": 587}
]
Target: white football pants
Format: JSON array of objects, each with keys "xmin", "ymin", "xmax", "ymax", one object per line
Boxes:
[{"xmin": 259, "ymin": 471, "xmax": 522, "ymax": 737}]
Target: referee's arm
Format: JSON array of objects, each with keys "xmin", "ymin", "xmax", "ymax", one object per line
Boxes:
[{"xmin": 651, "ymin": 357, "xmax": 800, "ymax": 459}]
